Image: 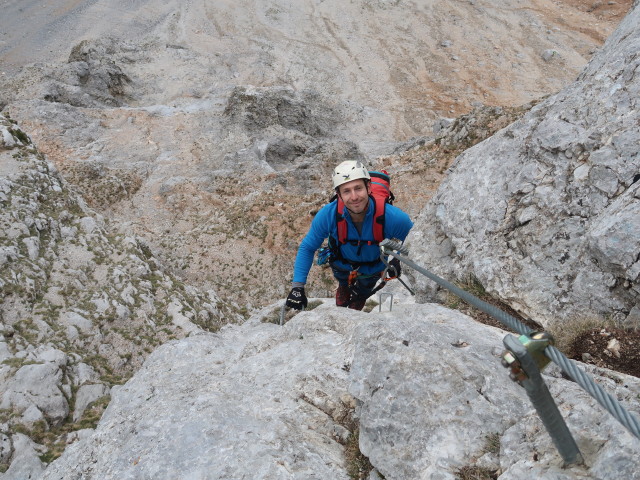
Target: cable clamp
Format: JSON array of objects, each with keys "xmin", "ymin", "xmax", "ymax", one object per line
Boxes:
[{"xmin": 501, "ymin": 331, "xmax": 554, "ymax": 384}]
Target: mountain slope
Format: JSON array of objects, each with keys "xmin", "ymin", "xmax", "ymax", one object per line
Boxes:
[
  {"xmin": 0, "ymin": 0, "xmax": 633, "ymax": 309},
  {"xmin": 0, "ymin": 115, "xmax": 238, "ymax": 475}
]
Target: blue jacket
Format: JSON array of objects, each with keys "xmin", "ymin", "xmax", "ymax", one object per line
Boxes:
[{"xmin": 292, "ymin": 198, "xmax": 413, "ymax": 284}]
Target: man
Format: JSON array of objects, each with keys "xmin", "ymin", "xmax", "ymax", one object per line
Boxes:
[{"xmin": 286, "ymin": 160, "xmax": 413, "ymax": 311}]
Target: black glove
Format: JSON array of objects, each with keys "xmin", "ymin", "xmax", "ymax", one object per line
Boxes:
[
  {"xmin": 389, "ymin": 258, "xmax": 401, "ymax": 277},
  {"xmin": 286, "ymin": 287, "xmax": 308, "ymax": 310}
]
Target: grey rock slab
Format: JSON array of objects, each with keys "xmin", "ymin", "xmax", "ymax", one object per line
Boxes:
[
  {"xmin": 41, "ymin": 303, "xmax": 358, "ymax": 479},
  {"xmin": 349, "ymin": 303, "xmax": 528, "ymax": 479},
  {"xmin": 0, "ymin": 363, "xmax": 68, "ymax": 426},
  {"xmin": 408, "ymin": 3, "xmax": 640, "ymax": 326},
  {"xmin": 0, "ymin": 434, "xmax": 45, "ymax": 480},
  {"xmin": 39, "ymin": 302, "xmax": 640, "ymax": 479}
]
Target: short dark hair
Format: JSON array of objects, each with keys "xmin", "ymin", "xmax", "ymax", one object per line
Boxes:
[{"xmin": 336, "ymin": 178, "xmax": 370, "ymax": 195}]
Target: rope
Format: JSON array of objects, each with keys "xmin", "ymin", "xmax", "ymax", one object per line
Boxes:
[{"xmin": 380, "ymin": 239, "xmax": 640, "ymax": 441}]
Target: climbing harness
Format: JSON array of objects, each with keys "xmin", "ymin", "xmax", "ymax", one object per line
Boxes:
[
  {"xmin": 380, "ymin": 238, "xmax": 640, "ymax": 464},
  {"xmin": 346, "ymin": 268, "xmax": 378, "ymax": 305}
]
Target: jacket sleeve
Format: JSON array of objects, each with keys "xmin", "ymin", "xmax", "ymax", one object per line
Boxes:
[
  {"xmin": 385, "ymin": 204, "xmax": 414, "ymax": 241},
  {"xmin": 292, "ymin": 205, "xmax": 333, "ymax": 285}
]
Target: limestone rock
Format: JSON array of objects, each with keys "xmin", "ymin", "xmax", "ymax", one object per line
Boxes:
[
  {"xmin": 20, "ymin": 404, "xmax": 45, "ymax": 426},
  {"xmin": 0, "ymin": 434, "xmax": 45, "ymax": 480},
  {"xmin": 349, "ymin": 304, "xmax": 528, "ymax": 479},
  {"xmin": 41, "ymin": 302, "xmax": 356, "ymax": 479},
  {"xmin": 73, "ymin": 384, "xmax": 110, "ymax": 422},
  {"xmin": 40, "ymin": 303, "xmax": 640, "ymax": 479},
  {"xmin": 69, "ymin": 363, "xmax": 99, "ymax": 387},
  {"xmin": 0, "ymin": 344, "xmax": 11, "ymax": 363},
  {"xmin": 408, "ymin": 3, "xmax": 640, "ymax": 326},
  {"xmin": 40, "ymin": 37, "xmax": 133, "ymax": 108},
  {"xmin": 0, "ymin": 363, "xmax": 68, "ymax": 427},
  {"xmin": 0, "ymin": 124, "xmax": 29, "ymax": 150},
  {"xmin": 0, "ymin": 434, "xmax": 11, "ymax": 464}
]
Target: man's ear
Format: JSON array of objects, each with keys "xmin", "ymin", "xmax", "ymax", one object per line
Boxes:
[{"xmin": 366, "ymin": 181, "xmax": 372, "ymax": 195}]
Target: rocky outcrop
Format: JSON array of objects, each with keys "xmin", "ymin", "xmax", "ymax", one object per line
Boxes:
[
  {"xmin": 408, "ymin": 3, "xmax": 640, "ymax": 327},
  {"xmin": 215, "ymin": 84, "xmax": 366, "ymax": 181},
  {"xmin": 0, "ymin": 115, "xmax": 237, "ymax": 475},
  {"xmin": 1, "ymin": 0, "xmax": 632, "ymax": 312},
  {"xmin": 44, "ymin": 38, "xmax": 133, "ymax": 108},
  {"xmin": 40, "ymin": 302, "xmax": 640, "ymax": 479}
]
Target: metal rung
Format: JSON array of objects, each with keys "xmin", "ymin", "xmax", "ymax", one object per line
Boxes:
[{"xmin": 379, "ymin": 292, "xmax": 393, "ymax": 312}]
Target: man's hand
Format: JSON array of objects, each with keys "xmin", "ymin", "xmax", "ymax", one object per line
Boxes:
[
  {"xmin": 286, "ymin": 287, "xmax": 308, "ymax": 310},
  {"xmin": 389, "ymin": 257, "xmax": 401, "ymax": 277}
]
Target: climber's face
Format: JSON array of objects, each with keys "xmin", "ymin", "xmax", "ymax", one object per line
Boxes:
[{"xmin": 338, "ymin": 179, "xmax": 370, "ymax": 216}]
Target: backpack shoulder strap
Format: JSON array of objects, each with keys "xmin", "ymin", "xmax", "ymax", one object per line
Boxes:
[
  {"xmin": 334, "ymin": 194, "xmax": 386, "ymax": 245},
  {"xmin": 371, "ymin": 195, "xmax": 386, "ymax": 243},
  {"xmin": 334, "ymin": 196, "xmax": 348, "ymax": 245}
]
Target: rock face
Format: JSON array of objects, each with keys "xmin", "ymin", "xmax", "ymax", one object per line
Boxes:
[
  {"xmin": 409, "ymin": 3, "xmax": 640, "ymax": 327},
  {"xmin": 0, "ymin": 116, "xmax": 237, "ymax": 475},
  {"xmin": 0, "ymin": 0, "xmax": 633, "ymax": 310},
  {"xmin": 1, "ymin": 2, "xmax": 639, "ymax": 478},
  {"xmin": 40, "ymin": 302, "xmax": 640, "ymax": 479},
  {"xmin": 1, "ymin": 0, "xmax": 625, "ymax": 125}
]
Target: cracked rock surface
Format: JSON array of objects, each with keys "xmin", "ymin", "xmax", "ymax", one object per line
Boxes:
[
  {"xmin": 40, "ymin": 302, "xmax": 640, "ymax": 480},
  {"xmin": 409, "ymin": 3, "xmax": 640, "ymax": 327},
  {"xmin": 0, "ymin": 116, "xmax": 237, "ymax": 475}
]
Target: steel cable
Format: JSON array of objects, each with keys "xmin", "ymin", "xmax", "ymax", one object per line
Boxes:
[
  {"xmin": 545, "ymin": 345, "xmax": 640, "ymax": 439},
  {"xmin": 380, "ymin": 239, "xmax": 640, "ymax": 441}
]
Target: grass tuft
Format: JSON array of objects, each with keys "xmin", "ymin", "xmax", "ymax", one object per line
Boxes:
[
  {"xmin": 547, "ymin": 315, "xmax": 617, "ymax": 354},
  {"xmin": 345, "ymin": 428, "xmax": 373, "ymax": 479},
  {"xmin": 455, "ymin": 466, "xmax": 498, "ymax": 480}
]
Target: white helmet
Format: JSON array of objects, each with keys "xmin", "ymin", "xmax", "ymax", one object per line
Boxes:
[{"xmin": 332, "ymin": 160, "xmax": 370, "ymax": 189}]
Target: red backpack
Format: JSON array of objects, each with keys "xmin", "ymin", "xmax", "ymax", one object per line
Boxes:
[{"xmin": 335, "ymin": 170, "xmax": 394, "ymax": 245}]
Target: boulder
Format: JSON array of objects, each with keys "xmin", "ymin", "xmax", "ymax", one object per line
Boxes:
[
  {"xmin": 73, "ymin": 384, "xmax": 110, "ymax": 422},
  {"xmin": 68, "ymin": 363, "xmax": 99, "ymax": 387},
  {"xmin": 0, "ymin": 363, "xmax": 69, "ymax": 426}
]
